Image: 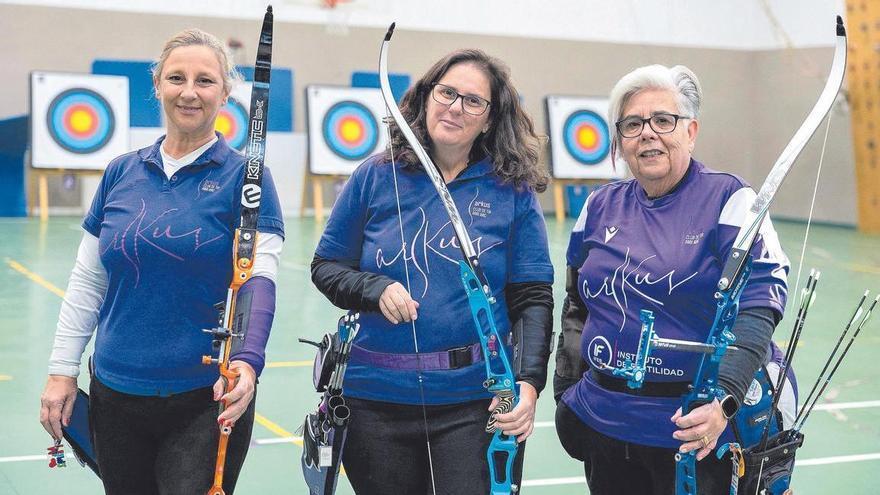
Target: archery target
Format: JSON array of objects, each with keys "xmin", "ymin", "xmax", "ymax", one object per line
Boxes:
[
  {"xmin": 215, "ymin": 83, "xmax": 252, "ymax": 151},
  {"xmin": 31, "ymin": 72, "xmax": 129, "ymax": 170},
  {"xmin": 563, "ymin": 110, "xmax": 610, "ymax": 165},
  {"xmin": 307, "ymin": 85, "xmax": 387, "ymax": 175},
  {"xmin": 47, "ymin": 89, "xmax": 114, "ymax": 154},
  {"xmin": 545, "ymin": 95, "xmax": 625, "ymax": 180},
  {"xmin": 322, "ymin": 101, "xmax": 379, "ymax": 161}
]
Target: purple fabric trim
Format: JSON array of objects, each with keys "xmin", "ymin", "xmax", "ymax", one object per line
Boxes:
[
  {"xmin": 230, "ymin": 276, "xmax": 275, "ymax": 376},
  {"xmin": 350, "ymin": 343, "xmax": 482, "ymax": 371}
]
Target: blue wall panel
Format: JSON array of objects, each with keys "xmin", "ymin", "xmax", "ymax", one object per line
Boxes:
[
  {"xmin": 238, "ymin": 67, "xmax": 294, "ymax": 132},
  {"xmin": 0, "ymin": 116, "xmax": 29, "ymax": 217},
  {"xmin": 351, "ymin": 71, "xmax": 410, "ymax": 103},
  {"xmin": 92, "ymin": 59, "xmax": 161, "ymax": 128}
]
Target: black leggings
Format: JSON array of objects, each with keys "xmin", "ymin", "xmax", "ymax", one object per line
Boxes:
[
  {"xmin": 556, "ymin": 401, "xmax": 734, "ymax": 495},
  {"xmin": 341, "ymin": 397, "xmax": 525, "ymax": 495},
  {"xmin": 89, "ymin": 376, "xmax": 255, "ymax": 495}
]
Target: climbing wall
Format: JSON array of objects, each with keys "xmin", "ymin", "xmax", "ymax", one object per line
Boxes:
[{"xmin": 846, "ymin": 0, "xmax": 880, "ymax": 233}]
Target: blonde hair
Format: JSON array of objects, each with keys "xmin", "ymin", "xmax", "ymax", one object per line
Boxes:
[{"xmin": 152, "ymin": 28, "xmax": 241, "ymax": 91}]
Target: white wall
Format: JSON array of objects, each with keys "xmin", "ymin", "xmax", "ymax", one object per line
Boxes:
[{"xmin": 0, "ymin": 0, "xmax": 847, "ymax": 49}]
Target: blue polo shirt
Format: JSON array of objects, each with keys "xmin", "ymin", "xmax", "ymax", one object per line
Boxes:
[
  {"xmin": 84, "ymin": 134, "xmax": 284, "ymax": 396},
  {"xmin": 316, "ymin": 156, "xmax": 554, "ymax": 405},
  {"xmin": 562, "ymin": 159, "xmax": 789, "ymax": 448}
]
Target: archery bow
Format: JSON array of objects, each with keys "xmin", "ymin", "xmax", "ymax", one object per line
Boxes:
[
  {"xmin": 378, "ymin": 23, "xmax": 520, "ymax": 495},
  {"xmin": 605, "ymin": 16, "xmax": 847, "ymax": 495},
  {"xmin": 201, "ymin": 7, "xmax": 273, "ymax": 495}
]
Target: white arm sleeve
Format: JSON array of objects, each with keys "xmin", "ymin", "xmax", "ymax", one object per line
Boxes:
[
  {"xmin": 252, "ymin": 232, "xmax": 283, "ymax": 283},
  {"xmin": 48, "ymin": 232, "xmax": 109, "ymax": 377}
]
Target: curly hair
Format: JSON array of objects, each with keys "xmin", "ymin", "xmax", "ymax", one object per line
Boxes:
[{"xmin": 383, "ymin": 49, "xmax": 548, "ymax": 193}]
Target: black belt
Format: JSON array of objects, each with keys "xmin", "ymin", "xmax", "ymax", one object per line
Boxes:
[{"xmin": 590, "ymin": 369, "xmax": 691, "ymax": 398}]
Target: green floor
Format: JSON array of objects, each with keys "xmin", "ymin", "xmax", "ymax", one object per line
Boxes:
[{"xmin": 1, "ymin": 216, "xmax": 879, "ymax": 494}]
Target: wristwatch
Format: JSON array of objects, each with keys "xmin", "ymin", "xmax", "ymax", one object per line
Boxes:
[{"xmin": 719, "ymin": 394, "xmax": 739, "ymax": 420}]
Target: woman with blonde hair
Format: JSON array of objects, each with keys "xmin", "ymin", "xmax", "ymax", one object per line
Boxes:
[{"xmin": 39, "ymin": 28, "xmax": 284, "ymax": 494}]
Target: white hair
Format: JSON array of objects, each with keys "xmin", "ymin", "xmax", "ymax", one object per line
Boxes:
[{"xmin": 607, "ymin": 64, "xmax": 702, "ymax": 151}]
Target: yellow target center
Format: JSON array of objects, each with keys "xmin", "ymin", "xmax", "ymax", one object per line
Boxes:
[
  {"xmin": 215, "ymin": 115, "xmax": 232, "ymax": 136},
  {"xmin": 340, "ymin": 120, "xmax": 363, "ymax": 142},
  {"xmin": 577, "ymin": 127, "xmax": 598, "ymax": 148},
  {"xmin": 70, "ymin": 110, "xmax": 93, "ymax": 133}
]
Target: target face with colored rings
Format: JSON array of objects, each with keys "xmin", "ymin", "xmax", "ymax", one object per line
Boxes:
[
  {"xmin": 46, "ymin": 88, "xmax": 115, "ymax": 154},
  {"xmin": 322, "ymin": 101, "xmax": 379, "ymax": 161},
  {"xmin": 215, "ymin": 97, "xmax": 249, "ymax": 151},
  {"xmin": 563, "ymin": 110, "xmax": 610, "ymax": 165}
]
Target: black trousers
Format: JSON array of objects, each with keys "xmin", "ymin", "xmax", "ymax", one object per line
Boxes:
[
  {"xmin": 89, "ymin": 376, "xmax": 255, "ymax": 495},
  {"xmin": 556, "ymin": 401, "xmax": 734, "ymax": 495},
  {"xmin": 341, "ymin": 397, "xmax": 525, "ymax": 495}
]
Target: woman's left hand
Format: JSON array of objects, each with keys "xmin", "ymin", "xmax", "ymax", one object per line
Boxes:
[
  {"xmin": 214, "ymin": 360, "xmax": 256, "ymax": 427},
  {"xmin": 489, "ymin": 381, "xmax": 538, "ymax": 443},
  {"xmin": 671, "ymin": 399, "xmax": 728, "ymax": 460}
]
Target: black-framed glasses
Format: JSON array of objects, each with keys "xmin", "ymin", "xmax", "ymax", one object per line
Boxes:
[
  {"xmin": 615, "ymin": 113, "xmax": 691, "ymax": 138},
  {"xmin": 431, "ymin": 83, "xmax": 491, "ymax": 116}
]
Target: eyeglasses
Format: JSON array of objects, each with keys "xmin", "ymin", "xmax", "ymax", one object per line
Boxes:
[
  {"xmin": 615, "ymin": 113, "xmax": 691, "ymax": 138},
  {"xmin": 430, "ymin": 83, "xmax": 491, "ymax": 116}
]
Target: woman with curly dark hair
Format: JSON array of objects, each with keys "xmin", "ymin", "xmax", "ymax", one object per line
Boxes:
[{"xmin": 311, "ymin": 49, "xmax": 554, "ymax": 494}]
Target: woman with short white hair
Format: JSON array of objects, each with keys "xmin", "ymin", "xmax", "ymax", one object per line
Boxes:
[{"xmin": 553, "ymin": 64, "xmax": 795, "ymax": 494}]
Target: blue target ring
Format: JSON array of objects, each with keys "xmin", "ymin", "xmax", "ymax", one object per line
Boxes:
[
  {"xmin": 216, "ymin": 97, "xmax": 249, "ymax": 151},
  {"xmin": 563, "ymin": 110, "xmax": 610, "ymax": 165},
  {"xmin": 46, "ymin": 88, "xmax": 115, "ymax": 154},
  {"xmin": 322, "ymin": 101, "xmax": 379, "ymax": 161}
]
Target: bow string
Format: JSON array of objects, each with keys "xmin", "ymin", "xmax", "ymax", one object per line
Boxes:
[{"xmin": 378, "ymin": 23, "xmax": 520, "ymax": 495}]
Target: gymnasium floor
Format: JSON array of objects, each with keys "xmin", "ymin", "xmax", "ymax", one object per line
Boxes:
[{"xmin": 1, "ymin": 215, "xmax": 878, "ymax": 494}]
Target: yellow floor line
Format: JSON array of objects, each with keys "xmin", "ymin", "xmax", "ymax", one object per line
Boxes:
[
  {"xmin": 254, "ymin": 414, "xmax": 347, "ymax": 476},
  {"xmin": 843, "ymin": 262, "xmax": 880, "ymax": 276},
  {"xmin": 5, "ymin": 258, "xmax": 66, "ymax": 298},
  {"xmin": 0, "ymin": 375, "xmax": 12, "ymax": 381},
  {"xmin": 254, "ymin": 413, "xmax": 303, "ymax": 446},
  {"xmin": 265, "ymin": 360, "xmax": 312, "ymax": 368}
]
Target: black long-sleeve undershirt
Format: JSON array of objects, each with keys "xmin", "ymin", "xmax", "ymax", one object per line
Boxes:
[{"xmin": 311, "ymin": 254, "xmax": 554, "ymax": 394}]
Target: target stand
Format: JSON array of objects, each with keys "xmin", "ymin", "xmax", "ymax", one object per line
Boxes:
[{"xmin": 29, "ymin": 71, "xmax": 130, "ymax": 221}]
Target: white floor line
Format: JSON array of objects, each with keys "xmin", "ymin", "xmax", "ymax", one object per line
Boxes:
[
  {"xmin": 529, "ymin": 399, "xmax": 880, "ymax": 430},
  {"xmin": 814, "ymin": 399, "xmax": 880, "ymax": 411},
  {"xmin": 254, "ymin": 435, "xmax": 302, "ymax": 445},
  {"xmin": 0, "ymin": 455, "xmax": 46, "ymax": 463},
  {"xmin": 795, "ymin": 452, "xmax": 880, "ymax": 466},
  {"xmin": 521, "ymin": 476, "xmax": 586, "ymax": 487},
  {"xmin": 520, "ymin": 452, "xmax": 880, "ymax": 487}
]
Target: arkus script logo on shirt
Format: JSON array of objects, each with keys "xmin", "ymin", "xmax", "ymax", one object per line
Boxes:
[
  {"xmin": 580, "ymin": 247, "xmax": 698, "ymax": 333},
  {"xmin": 604, "ymin": 226, "xmax": 619, "ymax": 243}
]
